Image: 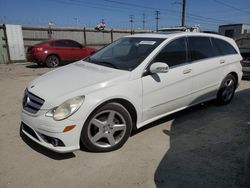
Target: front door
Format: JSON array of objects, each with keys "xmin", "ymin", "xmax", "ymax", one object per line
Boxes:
[{"xmin": 142, "ymin": 37, "xmax": 193, "ymax": 122}]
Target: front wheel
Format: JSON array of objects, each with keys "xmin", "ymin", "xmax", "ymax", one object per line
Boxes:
[
  {"xmin": 46, "ymin": 55, "xmax": 60, "ymax": 68},
  {"xmin": 81, "ymin": 103, "xmax": 132, "ymax": 152},
  {"xmin": 217, "ymin": 74, "xmax": 237, "ymax": 105}
]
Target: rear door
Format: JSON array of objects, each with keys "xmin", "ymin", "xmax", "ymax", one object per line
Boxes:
[
  {"xmin": 187, "ymin": 36, "xmax": 224, "ymax": 104},
  {"xmin": 51, "ymin": 40, "xmax": 72, "ymax": 61},
  {"xmin": 66, "ymin": 40, "xmax": 86, "ymax": 60}
]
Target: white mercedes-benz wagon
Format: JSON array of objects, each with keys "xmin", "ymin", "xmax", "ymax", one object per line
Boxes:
[{"xmin": 21, "ymin": 32, "xmax": 242, "ymax": 153}]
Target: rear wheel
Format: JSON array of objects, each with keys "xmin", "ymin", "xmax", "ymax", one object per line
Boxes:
[
  {"xmin": 46, "ymin": 55, "xmax": 60, "ymax": 68},
  {"xmin": 217, "ymin": 74, "xmax": 237, "ymax": 105},
  {"xmin": 81, "ymin": 103, "xmax": 132, "ymax": 152}
]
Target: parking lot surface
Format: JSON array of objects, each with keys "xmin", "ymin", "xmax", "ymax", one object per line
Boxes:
[{"xmin": 0, "ymin": 63, "xmax": 250, "ymax": 188}]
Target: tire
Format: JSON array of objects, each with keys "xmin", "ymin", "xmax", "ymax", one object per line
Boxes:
[
  {"xmin": 217, "ymin": 74, "xmax": 237, "ymax": 105},
  {"xmin": 46, "ymin": 55, "xmax": 60, "ymax": 68},
  {"xmin": 81, "ymin": 103, "xmax": 132, "ymax": 152}
]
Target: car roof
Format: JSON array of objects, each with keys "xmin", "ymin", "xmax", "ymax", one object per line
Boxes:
[
  {"xmin": 35, "ymin": 39, "xmax": 77, "ymax": 46},
  {"xmin": 125, "ymin": 32, "xmax": 233, "ymax": 42}
]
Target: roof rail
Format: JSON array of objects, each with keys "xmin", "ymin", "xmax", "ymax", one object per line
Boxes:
[{"xmin": 156, "ymin": 26, "xmax": 200, "ymax": 33}]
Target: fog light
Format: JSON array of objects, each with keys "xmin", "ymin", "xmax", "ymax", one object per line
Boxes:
[
  {"xmin": 52, "ymin": 138, "xmax": 59, "ymax": 146},
  {"xmin": 40, "ymin": 134, "xmax": 65, "ymax": 147},
  {"xmin": 63, "ymin": 125, "xmax": 76, "ymax": 132}
]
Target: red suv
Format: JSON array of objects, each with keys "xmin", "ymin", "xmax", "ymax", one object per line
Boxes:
[{"xmin": 27, "ymin": 39, "xmax": 96, "ymax": 67}]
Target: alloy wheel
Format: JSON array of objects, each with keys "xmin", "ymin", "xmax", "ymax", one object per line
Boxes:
[{"xmin": 87, "ymin": 110, "xmax": 127, "ymax": 148}]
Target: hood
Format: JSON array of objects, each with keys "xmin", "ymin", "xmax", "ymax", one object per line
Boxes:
[{"xmin": 27, "ymin": 61, "xmax": 130, "ymax": 109}]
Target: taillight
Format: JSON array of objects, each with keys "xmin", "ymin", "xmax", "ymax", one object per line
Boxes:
[{"xmin": 34, "ymin": 47, "xmax": 43, "ymax": 52}]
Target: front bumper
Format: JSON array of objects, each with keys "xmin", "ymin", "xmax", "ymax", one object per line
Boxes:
[{"xmin": 21, "ymin": 110, "xmax": 81, "ymax": 153}]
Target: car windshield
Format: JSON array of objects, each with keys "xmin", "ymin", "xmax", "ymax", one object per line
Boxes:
[{"xmin": 84, "ymin": 37, "xmax": 165, "ymax": 71}]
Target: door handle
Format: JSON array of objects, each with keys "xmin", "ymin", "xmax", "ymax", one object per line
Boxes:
[
  {"xmin": 183, "ymin": 69, "xmax": 192, "ymax": 74},
  {"xmin": 220, "ymin": 59, "xmax": 225, "ymax": 64}
]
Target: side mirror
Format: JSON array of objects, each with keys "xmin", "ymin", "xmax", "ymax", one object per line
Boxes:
[{"xmin": 149, "ymin": 62, "xmax": 169, "ymax": 74}]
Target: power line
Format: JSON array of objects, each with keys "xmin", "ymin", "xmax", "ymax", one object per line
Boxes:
[
  {"xmin": 36, "ymin": 0, "xmax": 247, "ymax": 30},
  {"xmin": 101, "ymin": 0, "xmax": 236, "ymax": 25},
  {"xmin": 214, "ymin": 0, "xmax": 250, "ymax": 15}
]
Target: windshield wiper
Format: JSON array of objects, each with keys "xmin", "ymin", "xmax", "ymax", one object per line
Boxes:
[
  {"xmin": 97, "ymin": 61, "xmax": 118, "ymax": 69},
  {"xmin": 84, "ymin": 58, "xmax": 118, "ymax": 69}
]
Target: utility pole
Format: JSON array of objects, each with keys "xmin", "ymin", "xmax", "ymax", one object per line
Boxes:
[
  {"xmin": 74, "ymin": 17, "xmax": 79, "ymax": 27},
  {"xmin": 181, "ymin": 0, "xmax": 186, "ymax": 26},
  {"xmin": 155, "ymin": 10, "xmax": 160, "ymax": 31},
  {"xmin": 142, "ymin": 13, "xmax": 146, "ymax": 30},
  {"xmin": 129, "ymin": 15, "xmax": 134, "ymax": 34}
]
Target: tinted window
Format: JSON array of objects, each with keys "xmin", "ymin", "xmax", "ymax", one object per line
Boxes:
[
  {"xmin": 52, "ymin": 40, "xmax": 67, "ymax": 47},
  {"xmin": 212, "ymin": 38, "xmax": 237, "ymax": 56},
  {"xmin": 154, "ymin": 37, "xmax": 187, "ymax": 67},
  {"xmin": 67, "ymin": 40, "xmax": 82, "ymax": 48},
  {"xmin": 51, "ymin": 40, "xmax": 82, "ymax": 48},
  {"xmin": 188, "ymin": 37, "xmax": 215, "ymax": 61}
]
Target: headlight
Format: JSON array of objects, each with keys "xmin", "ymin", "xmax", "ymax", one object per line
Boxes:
[{"xmin": 46, "ymin": 96, "xmax": 84, "ymax": 121}]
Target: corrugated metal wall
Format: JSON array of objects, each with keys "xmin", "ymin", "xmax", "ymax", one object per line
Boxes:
[
  {"xmin": 0, "ymin": 24, "xmax": 151, "ymax": 64},
  {"xmin": 22, "ymin": 27, "xmax": 150, "ymax": 50}
]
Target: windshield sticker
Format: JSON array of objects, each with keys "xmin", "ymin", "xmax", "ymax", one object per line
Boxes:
[{"xmin": 139, "ymin": 41, "xmax": 156, "ymax": 45}]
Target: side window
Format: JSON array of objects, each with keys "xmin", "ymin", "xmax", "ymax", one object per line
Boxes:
[
  {"xmin": 154, "ymin": 37, "xmax": 187, "ymax": 67},
  {"xmin": 211, "ymin": 38, "xmax": 237, "ymax": 55},
  {"xmin": 188, "ymin": 37, "xmax": 215, "ymax": 61},
  {"xmin": 67, "ymin": 40, "xmax": 82, "ymax": 48},
  {"xmin": 52, "ymin": 40, "xmax": 67, "ymax": 47}
]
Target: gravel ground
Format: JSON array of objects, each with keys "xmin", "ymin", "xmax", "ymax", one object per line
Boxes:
[{"xmin": 0, "ymin": 63, "xmax": 250, "ymax": 188}]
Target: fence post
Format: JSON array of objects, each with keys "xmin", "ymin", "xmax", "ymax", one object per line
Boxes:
[
  {"xmin": 110, "ymin": 29, "xmax": 113, "ymax": 43},
  {"xmin": 83, "ymin": 27, "xmax": 87, "ymax": 46},
  {"xmin": 48, "ymin": 27, "xmax": 52, "ymax": 39}
]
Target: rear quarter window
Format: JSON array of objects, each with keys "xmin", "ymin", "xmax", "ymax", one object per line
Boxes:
[{"xmin": 211, "ymin": 38, "xmax": 238, "ymax": 56}]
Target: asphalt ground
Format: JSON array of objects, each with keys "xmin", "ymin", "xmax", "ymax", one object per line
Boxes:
[{"xmin": 0, "ymin": 63, "xmax": 250, "ymax": 188}]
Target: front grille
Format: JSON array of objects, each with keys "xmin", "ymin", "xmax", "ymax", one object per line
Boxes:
[
  {"xmin": 22, "ymin": 122, "xmax": 40, "ymax": 141},
  {"xmin": 22, "ymin": 89, "xmax": 45, "ymax": 114}
]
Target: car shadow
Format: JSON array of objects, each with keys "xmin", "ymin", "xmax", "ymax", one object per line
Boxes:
[
  {"xmin": 25, "ymin": 63, "xmax": 48, "ymax": 69},
  {"xmin": 25, "ymin": 62, "xmax": 73, "ymax": 69},
  {"xmin": 242, "ymin": 77, "xmax": 250, "ymax": 81},
  {"xmin": 153, "ymin": 89, "xmax": 250, "ymax": 187},
  {"xmin": 20, "ymin": 125, "xmax": 76, "ymax": 160},
  {"xmin": 131, "ymin": 102, "xmax": 209, "ymax": 137}
]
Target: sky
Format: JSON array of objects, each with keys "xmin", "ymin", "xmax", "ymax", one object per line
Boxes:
[{"xmin": 0, "ymin": 0, "xmax": 249, "ymax": 31}]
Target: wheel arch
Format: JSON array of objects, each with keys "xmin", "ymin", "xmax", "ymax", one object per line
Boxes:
[
  {"xmin": 46, "ymin": 54, "xmax": 61, "ymax": 62},
  {"xmin": 228, "ymin": 71, "xmax": 239, "ymax": 86},
  {"xmin": 88, "ymin": 98, "xmax": 138, "ymax": 131}
]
